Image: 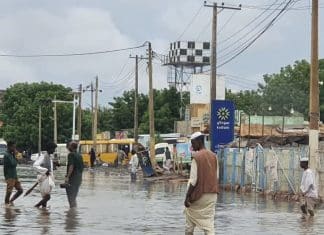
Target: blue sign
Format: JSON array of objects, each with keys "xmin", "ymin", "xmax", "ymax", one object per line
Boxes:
[{"xmin": 211, "ymin": 100, "xmax": 235, "ymax": 152}]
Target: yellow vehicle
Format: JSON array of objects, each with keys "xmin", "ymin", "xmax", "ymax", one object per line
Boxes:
[{"xmin": 79, "ymin": 138, "xmax": 136, "ymax": 167}]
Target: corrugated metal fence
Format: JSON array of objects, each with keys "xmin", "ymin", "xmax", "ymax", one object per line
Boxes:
[{"xmin": 218, "ymin": 146, "xmax": 309, "ymax": 193}]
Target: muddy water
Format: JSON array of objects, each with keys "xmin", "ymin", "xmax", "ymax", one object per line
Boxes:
[{"xmin": 0, "ymin": 165, "xmax": 323, "ymax": 234}]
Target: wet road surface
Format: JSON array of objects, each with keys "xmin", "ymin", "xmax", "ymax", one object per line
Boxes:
[{"xmin": 0, "ymin": 165, "xmax": 323, "ymax": 234}]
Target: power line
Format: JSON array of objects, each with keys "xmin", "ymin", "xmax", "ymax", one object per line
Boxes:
[
  {"xmin": 175, "ymin": 5, "xmax": 205, "ymax": 42},
  {"xmin": 217, "ymin": 10, "xmax": 237, "ymax": 34},
  {"xmin": 218, "ymin": 0, "xmax": 285, "ymax": 56},
  {"xmin": 223, "ymin": 73, "xmax": 261, "ymax": 85},
  {"xmin": 0, "ymin": 42, "xmax": 147, "ymax": 58},
  {"xmin": 101, "ymin": 60, "xmax": 146, "ymax": 89},
  {"xmin": 217, "ymin": 0, "xmax": 295, "ymax": 69},
  {"xmin": 218, "ymin": 0, "xmax": 281, "ymax": 45},
  {"xmin": 241, "ymin": 2, "xmax": 323, "ymax": 11}
]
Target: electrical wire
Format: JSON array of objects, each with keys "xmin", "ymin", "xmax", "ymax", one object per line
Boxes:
[
  {"xmin": 218, "ymin": 0, "xmax": 281, "ymax": 45},
  {"xmin": 175, "ymin": 5, "xmax": 204, "ymax": 42},
  {"xmin": 223, "ymin": 73, "xmax": 261, "ymax": 86},
  {"xmin": 218, "ymin": 0, "xmax": 285, "ymax": 56},
  {"xmin": 217, "ymin": 10, "xmax": 237, "ymax": 35},
  {"xmin": 99, "ymin": 59, "xmax": 133, "ymax": 85},
  {"xmin": 241, "ymin": 2, "xmax": 323, "ymax": 11},
  {"xmin": 0, "ymin": 42, "xmax": 147, "ymax": 58},
  {"xmin": 217, "ymin": 0, "xmax": 296, "ymax": 68},
  {"xmin": 101, "ymin": 60, "xmax": 145, "ymax": 89}
]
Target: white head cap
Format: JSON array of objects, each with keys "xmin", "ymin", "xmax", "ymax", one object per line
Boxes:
[
  {"xmin": 190, "ymin": 131, "xmax": 204, "ymax": 140},
  {"xmin": 300, "ymin": 156, "xmax": 309, "ymax": 162}
]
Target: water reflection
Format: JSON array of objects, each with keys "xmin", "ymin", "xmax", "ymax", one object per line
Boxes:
[
  {"xmin": 36, "ymin": 209, "xmax": 51, "ymax": 235},
  {"xmin": 64, "ymin": 208, "xmax": 79, "ymax": 233},
  {"xmin": 4, "ymin": 207, "xmax": 20, "ymax": 222},
  {"xmin": 0, "ymin": 166, "xmax": 324, "ymax": 234}
]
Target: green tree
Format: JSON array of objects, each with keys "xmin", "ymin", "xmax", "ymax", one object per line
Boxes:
[
  {"xmin": 226, "ymin": 59, "xmax": 324, "ymax": 120},
  {"xmin": 226, "ymin": 89, "xmax": 263, "ymax": 114},
  {"xmin": 109, "ymin": 87, "xmax": 188, "ymax": 134},
  {"xmin": 0, "ymin": 82, "xmax": 74, "ymax": 152},
  {"xmin": 258, "ymin": 60, "xmax": 310, "ymax": 117}
]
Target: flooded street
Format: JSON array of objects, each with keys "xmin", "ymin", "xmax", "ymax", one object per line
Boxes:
[{"xmin": 0, "ymin": 165, "xmax": 323, "ymax": 234}]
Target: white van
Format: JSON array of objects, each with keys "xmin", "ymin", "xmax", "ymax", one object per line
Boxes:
[
  {"xmin": 154, "ymin": 143, "xmax": 172, "ymax": 163},
  {"xmin": 0, "ymin": 139, "xmax": 7, "ymax": 165},
  {"xmin": 55, "ymin": 143, "xmax": 69, "ymax": 166}
]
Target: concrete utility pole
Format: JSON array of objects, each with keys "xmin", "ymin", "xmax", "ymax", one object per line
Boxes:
[
  {"xmin": 90, "ymin": 82, "xmax": 94, "ymax": 147},
  {"xmin": 38, "ymin": 106, "xmax": 42, "ymax": 154},
  {"xmin": 72, "ymin": 93, "xmax": 77, "ymax": 140},
  {"xmin": 204, "ymin": 2, "xmax": 241, "ymax": 150},
  {"xmin": 52, "ymin": 99, "xmax": 75, "ymax": 142},
  {"xmin": 94, "ymin": 76, "xmax": 99, "ymax": 151},
  {"xmin": 130, "ymin": 55, "xmax": 139, "ymax": 144},
  {"xmin": 77, "ymin": 84, "xmax": 82, "ymax": 141},
  {"xmin": 53, "ymin": 95, "xmax": 57, "ymax": 144},
  {"xmin": 309, "ymin": 0, "xmax": 319, "ymax": 171},
  {"xmin": 148, "ymin": 42, "xmax": 156, "ymax": 168}
]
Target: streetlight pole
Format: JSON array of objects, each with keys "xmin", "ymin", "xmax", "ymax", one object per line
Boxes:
[
  {"xmin": 281, "ymin": 111, "xmax": 285, "ymax": 146},
  {"xmin": 52, "ymin": 99, "xmax": 76, "ymax": 142},
  {"xmin": 54, "ymin": 95, "xmax": 57, "ymax": 144},
  {"xmin": 72, "ymin": 93, "xmax": 77, "ymax": 140},
  {"xmin": 38, "ymin": 106, "xmax": 42, "ymax": 154}
]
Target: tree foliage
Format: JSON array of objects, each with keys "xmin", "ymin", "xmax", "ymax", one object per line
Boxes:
[
  {"xmin": 0, "ymin": 82, "xmax": 73, "ymax": 152},
  {"xmin": 226, "ymin": 59, "xmax": 324, "ymax": 120},
  {"xmin": 109, "ymin": 87, "xmax": 188, "ymax": 135}
]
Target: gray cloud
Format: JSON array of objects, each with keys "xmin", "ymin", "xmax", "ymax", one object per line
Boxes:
[{"xmin": 0, "ymin": 0, "xmax": 322, "ymax": 106}]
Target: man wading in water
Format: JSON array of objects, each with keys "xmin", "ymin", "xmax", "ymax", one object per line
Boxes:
[
  {"xmin": 300, "ymin": 157, "xmax": 318, "ymax": 219},
  {"xmin": 184, "ymin": 132, "xmax": 219, "ymax": 235},
  {"xmin": 25, "ymin": 142, "xmax": 57, "ymax": 208},
  {"xmin": 65, "ymin": 141, "xmax": 84, "ymax": 208},
  {"xmin": 3, "ymin": 140, "xmax": 23, "ymax": 206}
]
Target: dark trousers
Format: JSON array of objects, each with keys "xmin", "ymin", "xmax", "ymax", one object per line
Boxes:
[
  {"xmin": 131, "ymin": 172, "xmax": 137, "ymax": 182},
  {"xmin": 35, "ymin": 194, "xmax": 51, "ymax": 208},
  {"xmin": 5, "ymin": 179, "xmax": 23, "ymax": 204},
  {"xmin": 66, "ymin": 180, "xmax": 81, "ymax": 208}
]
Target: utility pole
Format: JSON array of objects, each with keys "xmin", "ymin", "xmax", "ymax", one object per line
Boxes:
[
  {"xmin": 54, "ymin": 95, "xmax": 57, "ymax": 144},
  {"xmin": 148, "ymin": 42, "xmax": 156, "ymax": 169},
  {"xmin": 309, "ymin": 0, "xmax": 319, "ymax": 171},
  {"xmin": 83, "ymin": 81, "xmax": 100, "ymax": 148},
  {"xmin": 204, "ymin": 2, "xmax": 241, "ymax": 150},
  {"xmin": 52, "ymin": 99, "xmax": 76, "ymax": 143},
  {"xmin": 77, "ymin": 84, "xmax": 82, "ymax": 141},
  {"xmin": 130, "ymin": 55, "xmax": 139, "ymax": 144},
  {"xmin": 38, "ymin": 106, "xmax": 42, "ymax": 154},
  {"xmin": 94, "ymin": 76, "xmax": 99, "ymax": 151},
  {"xmin": 72, "ymin": 93, "xmax": 77, "ymax": 140},
  {"xmin": 90, "ymin": 82, "xmax": 94, "ymax": 147}
]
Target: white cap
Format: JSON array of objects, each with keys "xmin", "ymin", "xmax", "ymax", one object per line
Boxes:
[
  {"xmin": 300, "ymin": 156, "xmax": 309, "ymax": 162},
  {"xmin": 190, "ymin": 131, "xmax": 203, "ymax": 140}
]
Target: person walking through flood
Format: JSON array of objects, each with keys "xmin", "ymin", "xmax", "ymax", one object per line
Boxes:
[
  {"xmin": 89, "ymin": 148, "xmax": 96, "ymax": 168},
  {"xmin": 163, "ymin": 147, "xmax": 174, "ymax": 173},
  {"xmin": 64, "ymin": 141, "xmax": 84, "ymax": 208},
  {"xmin": 129, "ymin": 149, "xmax": 139, "ymax": 182},
  {"xmin": 184, "ymin": 132, "xmax": 219, "ymax": 235},
  {"xmin": 3, "ymin": 140, "xmax": 23, "ymax": 206},
  {"xmin": 27, "ymin": 142, "xmax": 57, "ymax": 208},
  {"xmin": 300, "ymin": 157, "xmax": 318, "ymax": 219}
]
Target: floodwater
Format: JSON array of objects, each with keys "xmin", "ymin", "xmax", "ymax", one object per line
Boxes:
[{"xmin": 0, "ymin": 166, "xmax": 324, "ymax": 235}]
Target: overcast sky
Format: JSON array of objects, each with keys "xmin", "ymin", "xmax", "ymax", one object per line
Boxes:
[{"xmin": 0, "ymin": 0, "xmax": 323, "ymax": 107}]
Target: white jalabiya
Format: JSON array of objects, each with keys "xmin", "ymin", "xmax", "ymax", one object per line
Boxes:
[
  {"xmin": 300, "ymin": 168, "xmax": 318, "ymax": 198},
  {"xmin": 33, "ymin": 153, "xmax": 55, "ymax": 196},
  {"xmin": 185, "ymin": 156, "xmax": 219, "ymax": 235}
]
